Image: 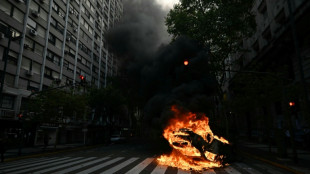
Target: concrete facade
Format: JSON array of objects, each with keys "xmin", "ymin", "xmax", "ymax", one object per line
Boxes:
[{"xmin": 0, "ymin": 0, "xmax": 123, "ymax": 120}]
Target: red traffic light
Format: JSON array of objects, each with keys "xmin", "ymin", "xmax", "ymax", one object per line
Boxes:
[
  {"xmin": 289, "ymin": 102, "xmax": 295, "ymax": 107},
  {"xmin": 79, "ymin": 75, "xmax": 85, "ymax": 80},
  {"xmin": 184, "ymin": 60, "xmax": 189, "ymax": 66},
  {"xmin": 17, "ymin": 113, "xmax": 23, "ymax": 118}
]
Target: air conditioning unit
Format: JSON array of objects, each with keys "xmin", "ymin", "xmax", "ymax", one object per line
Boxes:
[
  {"xmin": 0, "ymin": 33, "xmax": 4, "ymax": 39},
  {"xmin": 29, "ymin": 29, "xmax": 37, "ymax": 36},
  {"xmin": 31, "ymin": 10, "xmax": 40, "ymax": 18},
  {"xmin": 26, "ymin": 70, "xmax": 33, "ymax": 76},
  {"xmin": 73, "ymin": 28, "xmax": 78, "ymax": 32}
]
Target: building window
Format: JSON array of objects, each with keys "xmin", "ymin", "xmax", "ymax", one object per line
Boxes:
[
  {"xmin": 1, "ymin": 94, "xmax": 15, "ymax": 109},
  {"xmin": 48, "ymin": 33, "xmax": 56, "ymax": 45}
]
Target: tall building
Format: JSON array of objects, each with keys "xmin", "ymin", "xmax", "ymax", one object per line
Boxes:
[
  {"xmin": 224, "ymin": 0, "xmax": 310, "ymax": 143},
  {"xmin": 0, "ymin": 0, "xmax": 123, "ymax": 121}
]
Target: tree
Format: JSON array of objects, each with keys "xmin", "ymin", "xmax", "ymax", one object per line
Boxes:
[
  {"xmin": 88, "ymin": 83, "xmax": 126, "ymax": 125},
  {"xmin": 27, "ymin": 89, "xmax": 88, "ymax": 124},
  {"xmin": 166, "ymin": 0, "xmax": 256, "ymax": 89}
]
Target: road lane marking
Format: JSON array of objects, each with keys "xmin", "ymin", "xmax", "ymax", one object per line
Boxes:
[
  {"xmin": 51, "ymin": 157, "xmax": 110, "ymax": 174},
  {"xmin": 32, "ymin": 157, "xmax": 96, "ymax": 174},
  {"xmin": 150, "ymin": 164, "xmax": 168, "ymax": 174},
  {"xmin": 76, "ymin": 157, "xmax": 124, "ymax": 174},
  {"xmin": 2, "ymin": 157, "xmax": 71, "ymax": 172},
  {"xmin": 125, "ymin": 158, "xmax": 154, "ymax": 174},
  {"xmin": 7, "ymin": 157, "xmax": 82, "ymax": 174},
  {"xmin": 0, "ymin": 157, "xmax": 58, "ymax": 169},
  {"xmin": 100, "ymin": 157, "xmax": 139, "ymax": 174},
  {"xmin": 202, "ymin": 168, "xmax": 216, "ymax": 174}
]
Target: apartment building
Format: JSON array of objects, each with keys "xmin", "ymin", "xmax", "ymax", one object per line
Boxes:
[
  {"xmin": 225, "ymin": 0, "xmax": 310, "ymax": 143},
  {"xmin": 0, "ymin": 0, "xmax": 123, "ymax": 121}
]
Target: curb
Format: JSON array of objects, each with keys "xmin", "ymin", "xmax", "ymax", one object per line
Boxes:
[
  {"xmin": 3, "ymin": 144, "xmax": 102, "ymax": 163},
  {"xmin": 238, "ymin": 150, "xmax": 304, "ymax": 174}
]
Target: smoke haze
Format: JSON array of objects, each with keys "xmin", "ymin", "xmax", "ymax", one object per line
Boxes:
[{"xmin": 107, "ymin": 0, "xmax": 217, "ymax": 129}]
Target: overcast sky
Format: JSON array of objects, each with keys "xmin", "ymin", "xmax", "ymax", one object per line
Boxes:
[{"xmin": 155, "ymin": 0, "xmax": 179, "ymax": 10}]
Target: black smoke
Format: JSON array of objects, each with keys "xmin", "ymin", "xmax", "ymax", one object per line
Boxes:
[{"xmin": 107, "ymin": 0, "xmax": 217, "ymax": 130}]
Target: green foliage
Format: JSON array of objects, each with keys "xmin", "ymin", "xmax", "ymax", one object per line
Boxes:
[
  {"xmin": 89, "ymin": 83, "xmax": 126, "ymax": 120},
  {"xmin": 166, "ymin": 0, "xmax": 256, "ymax": 80},
  {"xmin": 27, "ymin": 89, "xmax": 88, "ymax": 123}
]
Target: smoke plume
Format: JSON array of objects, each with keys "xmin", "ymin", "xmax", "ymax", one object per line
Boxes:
[{"xmin": 107, "ymin": 0, "xmax": 217, "ymax": 129}]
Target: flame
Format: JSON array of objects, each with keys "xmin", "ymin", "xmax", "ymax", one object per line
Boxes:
[{"xmin": 157, "ymin": 105, "xmax": 229, "ymax": 171}]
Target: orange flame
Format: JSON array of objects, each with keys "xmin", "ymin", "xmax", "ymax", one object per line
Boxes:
[{"xmin": 157, "ymin": 105, "xmax": 229, "ymax": 171}]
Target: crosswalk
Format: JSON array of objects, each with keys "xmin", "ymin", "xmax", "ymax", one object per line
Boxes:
[{"xmin": 0, "ymin": 156, "xmax": 265, "ymax": 174}]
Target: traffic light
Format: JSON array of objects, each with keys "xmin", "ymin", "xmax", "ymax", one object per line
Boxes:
[
  {"xmin": 288, "ymin": 101, "xmax": 298, "ymax": 115},
  {"xmin": 289, "ymin": 101, "xmax": 295, "ymax": 107},
  {"xmin": 17, "ymin": 113, "xmax": 23, "ymax": 120},
  {"xmin": 79, "ymin": 75, "xmax": 86, "ymax": 86},
  {"xmin": 184, "ymin": 60, "xmax": 189, "ymax": 66}
]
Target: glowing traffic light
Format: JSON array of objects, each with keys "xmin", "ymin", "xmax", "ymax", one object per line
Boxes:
[
  {"xmin": 79, "ymin": 75, "xmax": 85, "ymax": 80},
  {"xmin": 184, "ymin": 60, "xmax": 189, "ymax": 66},
  {"xmin": 289, "ymin": 101, "xmax": 295, "ymax": 107}
]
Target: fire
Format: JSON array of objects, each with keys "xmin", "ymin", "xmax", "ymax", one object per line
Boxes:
[{"xmin": 157, "ymin": 105, "xmax": 229, "ymax": 171}]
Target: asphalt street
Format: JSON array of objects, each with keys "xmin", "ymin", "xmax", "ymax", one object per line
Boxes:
[{"xmin": 0, "ymin": 140, "xmax": 295, "ymax": 174}]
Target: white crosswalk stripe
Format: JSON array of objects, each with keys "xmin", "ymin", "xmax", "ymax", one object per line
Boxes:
[
  {"xmin": 7, "ymin": 157, "xmax": 83, "ymax": 174},
  {"xmin": 150, "ymin": 164, "xmax": 168, "ymax": 174},
  {"xmin": 0, "ymin": 157, "xmax": 58, "ymax": 169},
  {"xmin": 51, "ymin": 157, "xmax": 110, "ymax": 174},
  {"xmin": 75, "ymin": 157, "xmax": 124, "ymax": 174},
  {"xmin": 202, "ymin": 168, "xmax": 216, "ymax": 174},
  {"xmin": 32, "ymin": 157, "xmax": 96, "ymax": 174},
  {"xmin": 0, "ymin": 156, "xmax": 286, "ymax": 174},
  {"xmin": 1, "ymin": 157, "xmax": 71, "ymax": 172},
  {"xmin": 100, "ymin": 157, "xmax": 139, "ymax": 174},
  {"xmin": 125, "ymin": 157, "xmax": 154, "ymax": 174}
]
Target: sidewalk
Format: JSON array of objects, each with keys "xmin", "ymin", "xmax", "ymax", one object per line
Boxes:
[
  {"xmin": 236, "ymin": 139, "xmax": 310, "ymax": 174},
  {"xmin": 2, "ymin": 143, "xmax": 88, "ymax": 162}
]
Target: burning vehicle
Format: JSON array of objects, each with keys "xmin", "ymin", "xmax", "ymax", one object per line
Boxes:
[{"xmin": 157, "ymin": 105, "xmax": 230, "ymax": 171}]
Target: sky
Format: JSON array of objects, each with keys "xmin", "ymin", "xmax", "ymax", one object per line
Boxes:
[{"xmin": 155, "ymin": 0, "xmax": 179, "ymax": 10}]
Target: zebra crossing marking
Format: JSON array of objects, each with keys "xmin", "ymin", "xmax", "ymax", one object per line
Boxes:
[
  {"xmin": 75, "ymin": 157, "xmax": 124, "ymax": 174},
  {"xmin": 150, "ymin": 164, "xmax": 168, "ymax": 174},
  {"xmin": 1, "ymin": 157, "xmax": 71, "ymax": 172},
  {"xmin": 125, "ymin": 158, "xmax": 154, "ymax": 174},
  {"xmin": 32, "ymin": 157, "xmax": 96, "ymax": 174},
  {"xmin": 100, "ymin": 157, "xmax": 139, "ymax": 174},
  {"xmin": 0, "ymin": 156, "xmax": 287, "ymax": 174},
  {"xmin": 0, "ymin": 157, "xmax": 58, "ymax": 169},
  {"xmin": 202, "ymin": 168, "xmax": 216, "ymax": 174},
  {"xmin": 50, "ymin": 157, "xmax": 110, "ymax": 174},
  {"xmin": 7, "ymin": 157, "xmax": 83, "ymax": 174}
]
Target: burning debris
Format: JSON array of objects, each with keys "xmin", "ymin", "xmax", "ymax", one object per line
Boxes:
[{"xmin": 157, "ymin": 105, "xmax": 229, "ymax": 171}]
